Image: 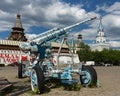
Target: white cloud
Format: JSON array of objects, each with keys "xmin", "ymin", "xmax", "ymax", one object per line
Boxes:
[
  {"xmin": 0, "ymin": 21, "xmax": 12, "ymax": 31},
  {"xmin": 5, "ymin": 0, "xmax": 14, "ymax": 4},
  {"xmin": 105, "ymin": 2, "xmax": 120, "ymax": 13},
  {"xmin": 25, "ymin": 33, "xmax": 37, "ymax": 40},
  {"xmin": 21, "ymin": 1, "xmax": 120, "ymax": 49},
  {"xmin": 103, "ymin": 15, "xmax": 120, "ymax": 28},
  {"xmin": 87, "ymin": 2, "xmax": 120, "ymax": 45},
  {"xmin": 0, "ymin": 0, "xmax": 98, "ymax": 32},
  {"xmin": 102, "ymin": 16, "xmax": 120, "ymax": 41},
  {"xmin": 73, "ymin": 28, "xmax": 97, "ymax": 41},
  {"xmin": 0, "ymin": 0, "xmax": 120, "ymax": 49},
  {"xmin": 95, "ymin": 4, "xmax": 108, "ymax": 12}
]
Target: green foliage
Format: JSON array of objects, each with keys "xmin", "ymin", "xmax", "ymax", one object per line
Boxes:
[
  {"xmin": 62, "ymin": 83, "xmax": 81, "ymax": 91},
  {"xmin": 34, "ymin": 86, "xmax": 40, "ymax": 94},
  {"xmin": 0, "ymin": 91, "xmax": 5, "ymax": 96},
  {"xmin": 45, "ymin": 78, "xmax": 82, "ymax": 91},
  {"xmin": 77, "ymin": 43, "xmax": 93, "ymax": 61},
  {"xmin": 77, "ymin": 43, "xmax": 120, "ymax": 66},
  {"xmin": 28, "ymin": 86, "xmax": 40, "ymax": 95}
]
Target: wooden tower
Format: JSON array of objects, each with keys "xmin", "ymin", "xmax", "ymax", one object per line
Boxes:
[{"xmin": 8, "ymin": 14, "xmax": 27, "ymax": 41}]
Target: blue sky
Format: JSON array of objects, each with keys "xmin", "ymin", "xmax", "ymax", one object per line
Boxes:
[{"xmin": 0, "ymin": 0, "xmax": 120, "ymax": 47}]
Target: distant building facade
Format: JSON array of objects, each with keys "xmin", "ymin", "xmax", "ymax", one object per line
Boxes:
[{"xmin": 90, "ymin": 18, "xmax": 110, "ymax": 51}]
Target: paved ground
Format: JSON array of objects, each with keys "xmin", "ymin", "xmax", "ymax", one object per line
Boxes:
[{"xmin": 0, "ymin": 66, "xmax": 120, "ymax": 96}]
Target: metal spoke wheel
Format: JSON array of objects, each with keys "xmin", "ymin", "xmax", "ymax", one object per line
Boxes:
[
  {"xmin": 80, "ymin": 65, "xmax": 97, "ymax": 87},
  {"xmin": 31, "ymin": 65, "xmax": 44, "ymax": 94}
]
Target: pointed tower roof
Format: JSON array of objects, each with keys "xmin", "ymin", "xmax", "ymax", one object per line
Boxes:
[
  {"xmin": 12, "ymin": 14, "xmax": 24, "ymax": 31},
  {"xmin": 98, "ymin": 18, "xmax": 104, "ymax": 32},
  {"xmin": 91, "ymin": 17, "xmax": 110, "ymax": 51},
  {"xmin": 96, "ymin": 18, "xmax": 106, "ymax": 43},
  {"xmin": 7, "ymin": 14, "xmax": 27, "ymax": 41}
]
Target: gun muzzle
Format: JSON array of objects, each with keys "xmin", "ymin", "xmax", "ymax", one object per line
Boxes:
[{"xmin": 91, "ymin": 16, "xmax": 97, "ymax": 20}]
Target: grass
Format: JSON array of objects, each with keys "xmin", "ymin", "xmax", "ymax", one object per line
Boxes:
[
  {"xmin": 61, "ymin": 83, "xmax": 82, "ymax": 91},
  {"xmin": 28, "ymin": 78, "xmax": 82, "ymax": 95},
  {"xmin": 0, "ymin": 91, "xmax": 6, "ymax": 96}
]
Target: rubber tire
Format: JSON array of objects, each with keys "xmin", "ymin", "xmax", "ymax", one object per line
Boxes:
[
  {"xmin": 18, "ymin": 63, "xmax": 23, "ymax": 78},
  {"xmin": 80, "ymin": 65, "xmax": 97, "ymax": 87},
  {"xmin": 31, "ymin": 65, "xmax": 44, "ymax": 94}
]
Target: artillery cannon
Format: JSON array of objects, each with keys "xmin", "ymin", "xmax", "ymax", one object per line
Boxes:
[{"xmin": 18, "ymin": 16, "xmax": 97, "ymax": 94}]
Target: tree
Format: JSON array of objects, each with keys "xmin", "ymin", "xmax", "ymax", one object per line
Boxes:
[
  {"xmin": 77, "ymin": 43, "xmax": 120, "ymax": 66},
  {"xmin": 77, "ymin": 42, "xmax": 93, "ymax": 61}
]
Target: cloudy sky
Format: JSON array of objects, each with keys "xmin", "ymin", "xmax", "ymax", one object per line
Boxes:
[{"xmin": 0, "ymin": 0, "xmax": 120, "ymax": 47}]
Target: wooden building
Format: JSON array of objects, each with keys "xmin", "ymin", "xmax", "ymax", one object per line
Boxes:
[
  {"xmin": 0, "ymin": 14, "xmax": 70, "ymax": 65},
  {"xmin": 7, "ymin": 14, "xmax": 27, "ymax": 41}
]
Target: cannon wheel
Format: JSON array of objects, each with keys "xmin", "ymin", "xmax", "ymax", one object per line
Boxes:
[
  {"xmin": 31, "ymin": 65, "xmax": 44, "ymax": 94},
  {"xmin": 80, "ymin": 65, "xmax": 97, "ymax": 87},
  {"xmin": 18, "ymin": 63, "xmax": 25, "ymax": 78}
]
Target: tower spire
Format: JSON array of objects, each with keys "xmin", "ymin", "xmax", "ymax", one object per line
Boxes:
[
  {"xmin": 96, "ymin": 18, "xmax": 106, "ymax": 43},
  {"xmin": 13, "ymin": 14, "xmax": 23, "ymax": 29},
  {"xmin": 98, "ymin": 17, "xmax": 104, "ymax": 32},
  {"xmin": 91, "ymin": 17, "xmax": 110, "ymax": 51},
  {"xmin": 7, "ymin": 14, "xmax": 27, "ymax": 41}
]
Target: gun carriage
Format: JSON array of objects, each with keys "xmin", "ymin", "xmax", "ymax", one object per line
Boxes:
[{"xmin": 18, "ymin": 16, "xmax": 97, "ymax": 94}]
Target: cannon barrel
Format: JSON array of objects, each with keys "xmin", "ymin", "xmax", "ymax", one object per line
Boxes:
[
  {"xmin": 30, "ymin": 28, "xmax": 59, "ymax": 41},
  {"xmin": 63, "ymin": 16, "xmax": 96, "ymax": 31},
  {"xmin": 20, "ymin": 16, "xmax": 96, "ymax": 51},
  {"xmin": 30, "ymin": 16, "xmax": 96, "ymax": 44}
]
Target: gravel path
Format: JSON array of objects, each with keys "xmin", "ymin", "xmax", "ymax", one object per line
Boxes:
[{"xmin": 0, "ymin": 66, "xmax": 120, "ymax": 96}]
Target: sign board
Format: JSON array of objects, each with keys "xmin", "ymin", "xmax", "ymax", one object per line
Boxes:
[{"xmin": 0, "ymin": 50, "xmax": 29, "ymax": 65}]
